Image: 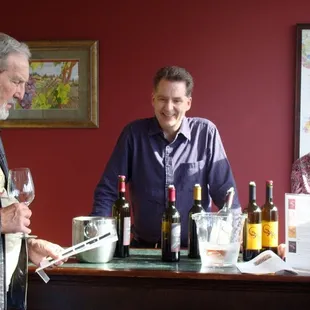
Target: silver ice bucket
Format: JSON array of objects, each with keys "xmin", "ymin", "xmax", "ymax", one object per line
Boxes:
[{"xmin": 72, "ymin": 216, "xmax": 117, "ymax": 263}]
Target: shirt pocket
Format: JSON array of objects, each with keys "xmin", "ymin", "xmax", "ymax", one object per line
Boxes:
[{"xmin": 175, "ymin": 160, "xmax": 206, "ymax": 190}]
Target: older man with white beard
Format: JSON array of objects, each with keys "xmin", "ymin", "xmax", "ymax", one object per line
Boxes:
[{"xmin": 0, "ymin": 33, "xmax": 66, "ymax": 310}]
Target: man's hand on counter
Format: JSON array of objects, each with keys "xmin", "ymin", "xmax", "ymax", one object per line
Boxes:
[{"xmin": 277, "ymin": 243, "xmax": 286, "ymax": 259}]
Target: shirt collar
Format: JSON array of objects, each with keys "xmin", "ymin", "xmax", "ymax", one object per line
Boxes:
[
  {"xmin": 148, "ymin": 117, "xmax": 162, "ymax": 136},
  {"xmin": 148, "ymin": 117, "xmax": 191, "ymax": 141},
  {"xmin": 178, "ymin": 117, "xmax": 191, "ymax": 141}
]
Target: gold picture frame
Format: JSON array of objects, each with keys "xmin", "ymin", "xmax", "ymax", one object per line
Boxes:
[{"xmin": 0, "ymin": 40, "xmax": 99, "ymax": 128}]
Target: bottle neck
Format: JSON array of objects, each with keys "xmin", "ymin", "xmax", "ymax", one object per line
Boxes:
[
  {"xmin": 118, "ymin": 191, "xmax": 125, "ymax": 199},
  {"xmin": 168, "ymin": 201, "xmax": 176, "ymax": 208},
  {"xmin": 168, "ymin": 186, "xmax": 176, "ymax": 208},
  {"xmin": 266, "ymin": 186, "xmax": 273, "ymax": 203},
  {"xmin": 249, "ymin": 184, "xmax": 256, "ymax": 203},
  {"xmin": 194, "ymin": 199, "xmax": 202, "ymax": 205},
  {"xmin": 193, "ymin": 185, "xmax": 202, "ymax": 206},
  {"xmin": 193, "ymin": 185, "xmax": 201, "ymax": 200},
  {"xmin": 118, "ymin": 181, "xmax": 126, "ymax": 199},
  {"xmin": 169, "ymin": 188, "xmax": 175, "ymax": 202}
]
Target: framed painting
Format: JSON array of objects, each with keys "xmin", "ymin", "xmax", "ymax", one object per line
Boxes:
[
  {"xmin": 0, "ymin": 40, "xmax": 99, "ymax": 128},
  {"xmin": 295, "ymin": 24, "xmax": 310, "ymax": 160}
]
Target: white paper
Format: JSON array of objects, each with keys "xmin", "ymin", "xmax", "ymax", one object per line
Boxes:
[
  {"xmin": 285, "ymin": 193, "xmax": 310, "ymax": 270},
  {"xmin": 36, "ymin": 231, "xmax": 118, "ymax": 272},
  {"xmin": 236, "ymin": 250, "xmax": 297, "ymax": 275}
]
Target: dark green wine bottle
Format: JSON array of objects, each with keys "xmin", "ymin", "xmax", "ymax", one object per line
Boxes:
[
  {"xmin": 161, "ymin": 185, "xmax": 181, "ymax": 262},
  {"xmin": 112, "ymin": 175, "xmax": 131, "ymax": 258}
]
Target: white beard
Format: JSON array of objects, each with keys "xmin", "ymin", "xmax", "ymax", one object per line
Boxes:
[{"xmin": 0, "ymin": 103, "xmax": 9, "ymax": 120}]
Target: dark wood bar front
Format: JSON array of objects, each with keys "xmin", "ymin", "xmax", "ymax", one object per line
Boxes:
[{"xmin": 28, "ymin": 250, "xmax": 310, "ymax": 310}]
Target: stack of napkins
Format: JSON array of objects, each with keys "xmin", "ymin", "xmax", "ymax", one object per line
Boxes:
[{"xmin": 236, "ymin": 250, "xmax": 297, "ymax": 275}]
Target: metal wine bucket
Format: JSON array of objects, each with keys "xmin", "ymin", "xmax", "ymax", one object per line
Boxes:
[{"xmin": 72, "ymin": 216, "xmax": 117, "ymax": 263}]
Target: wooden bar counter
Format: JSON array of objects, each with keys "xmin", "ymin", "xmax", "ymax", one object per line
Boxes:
[{"xmin": 28, "ymin": 249, "xmax": 310, "ymax": 310}]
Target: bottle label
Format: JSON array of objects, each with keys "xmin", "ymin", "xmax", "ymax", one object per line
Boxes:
[
  {"xmin": 171, "ymin": 223, "xmax": 181, "ymax": 252},
  {"xmin": 123, "ymin": 217, "xmax": 131, "ymax": 246},
  {"xmin": 246, "ymin": 223, "xmax": 262, "ymax": 250},
  {"xmin": 262, "ymin": 221, "xmax": 278, "ymax": 247}
]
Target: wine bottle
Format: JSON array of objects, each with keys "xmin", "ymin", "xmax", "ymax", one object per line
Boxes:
[
  {"xmin": 217, "ymin": 187, "xmax": 235, "ymax": 215},
  {"xmin": 112, "ymin": 175, "xmax": 131, "ymax": 258},
  {"xmin": 261, "ymin": 180, "xmax": 278, "ymax": 254},
  {"xmin": 243, "ymin": 181, "xmax": 262, "ymax": 261},
  {"xmin": 161, "ymin": 185, "xmax": 181, "ymax": 262},
  {"xmin": 188, "ymin": 184, "xmax": 203, "ymax": 259}
]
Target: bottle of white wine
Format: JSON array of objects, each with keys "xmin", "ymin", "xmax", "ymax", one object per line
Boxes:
[
  {"xmin": 217, "ymin": 187, "xmax": 235, "ymax": 223},
  {"xmin": 188, "ymin": 184, "xmax": 203, "ymax": 259},
  {"xmin": 261, "ymin": 180, "xmax": 278, "ymax": 254},
  {"xmin": 243, "ymin": 181, "xmax": 262, "ymax": 261}
]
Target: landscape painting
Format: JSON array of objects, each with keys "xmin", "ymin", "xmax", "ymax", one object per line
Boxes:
[
  {"xmin": 0, "ymin": 40, "xmax": 99, "ymax": 128},
  {"xmin": 16, "ymin": 60, "xmax": 79, "ymax": 111}
]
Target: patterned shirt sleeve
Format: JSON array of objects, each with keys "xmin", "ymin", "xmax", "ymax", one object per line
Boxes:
[
  {"xmin": 291, "ymin": 159, "xmax": 303, "ymax": 194},
  {"xmin": 291, "ymin": 153, "xmax": 310, "ymax": 194}
]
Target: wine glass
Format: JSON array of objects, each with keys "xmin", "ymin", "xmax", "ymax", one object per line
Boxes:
[{"xmin": 7, "ymin": 167, "xmax": 35, "ymax": 238}]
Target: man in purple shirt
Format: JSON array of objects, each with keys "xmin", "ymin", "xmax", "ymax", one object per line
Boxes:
[{"xmin": 91, "ymin": 66, "xmax": 240, "ymax": 247}]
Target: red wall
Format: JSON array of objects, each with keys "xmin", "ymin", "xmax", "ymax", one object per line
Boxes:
[{"xmin": 0, "ymin": 0, "xmax": 308, "ymax": 246}]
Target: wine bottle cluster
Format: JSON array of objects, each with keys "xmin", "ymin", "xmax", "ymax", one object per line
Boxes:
[
  {"xmin": 162, "ymin": 183, "xmax": 209, "ymax": 262},
  {"xmin": 243, "ymin": 180, "xmax": 279, "ymax": 262},
  {"xmin": 111, "ymin": 175, "xmax": 235, "ymax": 263}
]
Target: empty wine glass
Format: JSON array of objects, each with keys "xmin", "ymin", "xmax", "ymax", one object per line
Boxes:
[{"xmin": 7, "ymin": 167, "xmax": 35, "ymax": 238}]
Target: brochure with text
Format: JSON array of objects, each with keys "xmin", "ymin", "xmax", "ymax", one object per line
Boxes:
[{"xmin": 285, "ymin": 193, "xmax": 310, "ymax": 271}]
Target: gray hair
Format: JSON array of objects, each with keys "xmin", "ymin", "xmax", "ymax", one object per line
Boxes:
[{"xmin": 0, "ymin": 33, "xmax": 31, "ymax": 70}]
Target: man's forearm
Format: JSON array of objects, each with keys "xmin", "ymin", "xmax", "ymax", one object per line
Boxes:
[{"xmin": 91, "ymin": 177, "xmax": 118, "ymax": 216}]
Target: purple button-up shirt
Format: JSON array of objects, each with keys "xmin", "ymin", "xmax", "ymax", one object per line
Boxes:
[{"xmin": 92, "ymin": 117, "xmax": 240, "ymax": 246}]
